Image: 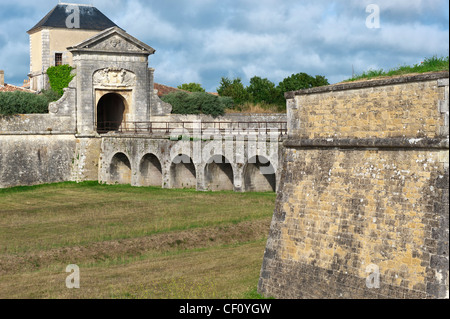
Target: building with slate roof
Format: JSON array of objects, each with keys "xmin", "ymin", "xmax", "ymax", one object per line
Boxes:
[{"xmin": 27, "ymin": 3, "xmax": 120, "ymax": 91}]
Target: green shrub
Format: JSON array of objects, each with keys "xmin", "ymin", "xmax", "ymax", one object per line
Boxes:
[
  {"xmin": 0, "ymin": 91, "xmax": 50, "ymax": 116},
  {"xmin": 218, "ymin": 96, "xmax": 234, "ymax": 110},
  {"xmin": 177, "ymin": 83, "xmax": 206, "ymax": 93},
  {"xmin": 278, "ymin": 72, "xmax": 330, "ymax": 94},
  {"xmin": 161, "ymin": 92, "xmax": 230, "ymax": 117},
  {"xmin": 162, "ymin": 91, "xmax": 199, "ymax": 115},
  {"xmin": 46, "ymin": 65, "xmax": 75, "ymax": 96},
  {"xmin": 41, "ymin": 89, "xmax": 62, "ymax": 102}
]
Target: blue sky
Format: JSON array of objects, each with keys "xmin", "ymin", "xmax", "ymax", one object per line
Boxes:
[{"xmin": 0, "ymin": 0, "xmax": 448, "ymax": 92}]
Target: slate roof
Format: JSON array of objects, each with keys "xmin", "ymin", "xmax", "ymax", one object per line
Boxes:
[{"xmin": 28, "ymin": 3, "xmax": 119, "ymax": 33}]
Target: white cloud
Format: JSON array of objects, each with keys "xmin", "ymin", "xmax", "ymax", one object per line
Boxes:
[
  {"xmin": 114, "ymin": 0, "xmax": 181, "ymax": 43},
  {"xmin": 152, "ymin": 50, "xmax": 202, "ymax": 85},
  {"xmin": 0, "ymin": 0, "xmax": 448, "ymax": 89},
  {"xmin": 202, "ymin": 29, "xmax": 286, "ymax": 56}
]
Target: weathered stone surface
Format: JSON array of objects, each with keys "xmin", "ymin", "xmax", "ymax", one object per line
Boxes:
[
  {"xmin": 68, "ymin": 27, "xmax": 159, "ymax": 135},
  {"xmin": 259, "ymin": 147, "xmax": 448, "ymax": 299},
  {"xmin": 0, "ymin": 114, "xmax": 75, "ymax": 134},
  {"xmin": 0, "ymin": 135, "xmax": 77, "ymax": 188},
  {"xmin": 285, "ymin": 71, "xmax": 449, "ymax": 99},
  {"xmin": 259, "ymin": 73, "xmax": 450, "ymax": 299},
  {"xmin": 286, "ymin": 74, "xmax": 449, "ymax": 140}
]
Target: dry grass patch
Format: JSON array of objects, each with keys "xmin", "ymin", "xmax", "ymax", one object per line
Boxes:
[
  {"xmin": 0, "ymin": 240, "xmax": 267, "ymax": 299},
  {"xmin": 0, "ymin": 182, "xmax": 276, "ymax": 299}
]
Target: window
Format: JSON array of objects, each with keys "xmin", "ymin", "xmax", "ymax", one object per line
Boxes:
[{"xmin": 55, "ymin": 53, "xmax": 63, "ymax": 66}]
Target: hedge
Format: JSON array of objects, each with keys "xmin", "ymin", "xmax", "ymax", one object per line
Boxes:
[
  {"xmin": 162, "ymin": 92, "xmax": 233, "ymax": 117},
  {"xmin": 0, "ymin": 91, "xmax": 51, "ymax": 116}
]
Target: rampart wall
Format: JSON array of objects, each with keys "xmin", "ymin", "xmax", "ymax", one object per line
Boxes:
[{"xmin": 258, "ymin": 72, "xmax": 449, "ymax": 299}]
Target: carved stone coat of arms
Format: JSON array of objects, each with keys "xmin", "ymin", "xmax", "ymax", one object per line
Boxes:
[{"xmin": 93, "ymin": 68, "xmax": 136, "ymax": 87}]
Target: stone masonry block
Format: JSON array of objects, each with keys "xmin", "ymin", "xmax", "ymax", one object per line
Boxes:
[
  {"xmin": 440, "ymin": 100, "xmax": 449, "ymax": 113},
  {"xmin": 438, "ymin": 79, "xmax": 449, "ymax": 87}
]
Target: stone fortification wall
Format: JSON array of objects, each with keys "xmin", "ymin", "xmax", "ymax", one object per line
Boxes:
[
  {"xmin": 0, "ymin": 86, "xmax": 77, "ymax": 135},
  {"xmin": 258, "ymin": 72, "xmax": 449, "ymax": 299},
  {"xmin": 0, "ymin": 135, "xmax": 77, "ymax": 188},
  {"xmin": 0, "ymin": 86, "xmax": 81, "ymax": 188}
]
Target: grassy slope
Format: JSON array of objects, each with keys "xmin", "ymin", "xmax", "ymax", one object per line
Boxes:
[
  {"xmin": 344, "ymin": 55, "xmax": 449, "ymax": 82},
  {"xmin": 0, "ymin": 182, "xmax": 276, "ymax": 299}
]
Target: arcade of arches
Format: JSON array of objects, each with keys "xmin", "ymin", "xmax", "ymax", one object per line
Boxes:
[{"xmin": 107, "ymin": 152, "xmax": 276, "ymax": 192}]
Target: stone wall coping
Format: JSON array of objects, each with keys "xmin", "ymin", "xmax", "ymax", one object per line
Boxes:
[
  {"xmin": 285, "ymin": 71, "xmax": 449, "ymax": 99},
  {"xmin": 284, "ymin": 137, "xmax": 449, "ymax": 150}
]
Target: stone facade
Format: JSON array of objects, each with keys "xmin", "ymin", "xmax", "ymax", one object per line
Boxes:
[
  {"xmin": 27, "ymin": 3, "xmax": 118, "ymax": 92},
  {"xmin": 259, "ymin": 72, "xmax": 449, "ymax": 299},
  {"xmin": 68, "ymin": 27, "xmax": 156, "ymax": 136}
]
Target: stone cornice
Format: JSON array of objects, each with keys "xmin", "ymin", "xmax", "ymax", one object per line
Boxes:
[{"xmin": 284, "ymin": 137, "xmax": 449, "ymax": 150}]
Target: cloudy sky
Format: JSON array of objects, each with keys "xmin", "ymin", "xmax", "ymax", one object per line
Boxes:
[{"xmin": 0, "ymin": 0, "xmax": 448, "ymax": 92}]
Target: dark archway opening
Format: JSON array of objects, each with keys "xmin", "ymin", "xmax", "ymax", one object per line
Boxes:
[
  {"xmin": 97, "ymin": 93, "xmax": 125, "ymax": 133},
  {"xmin": 139, "ymin": 154, "xmax": 163, "ymax": 187},
  {"xmin": 205, "ymin": 155, "xmax": 234, "ymax": 191},
  {"xmin": 170, "ymin": 154, "xmax": 197, "ymax": 189},
  {"xmin": 244, "ymin": 156, "xmax": 276, "ymax": 192},
  {"xmin": 110, "ymin": 153, "xmax": 132, "ymax": 185}
]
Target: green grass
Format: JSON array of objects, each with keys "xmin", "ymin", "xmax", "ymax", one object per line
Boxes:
[
  {"xmin": 0, "ymin": 182, "xmax": 276, "ymax": 299},
  {"xmin": 345, "ymin": 55, "xmax": 449, "ymax": 82},
  {"xmin": 242, "ymin": 287, "xmax": 275, "ymax": 300}
]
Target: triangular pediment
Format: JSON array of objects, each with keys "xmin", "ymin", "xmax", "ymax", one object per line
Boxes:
[{"xmin": 67, "ymin": 27, "xmax": 155, "ymax": 55}]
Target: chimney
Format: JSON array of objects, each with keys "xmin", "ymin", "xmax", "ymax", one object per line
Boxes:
[{"xmin": 0, "ymin": 70, "xmax": 4, "ymax": 86}]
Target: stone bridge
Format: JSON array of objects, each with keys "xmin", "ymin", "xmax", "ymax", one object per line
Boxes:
[{"xmin": 96, "ymin": 127, "xmax": 285, "ymax": 192}]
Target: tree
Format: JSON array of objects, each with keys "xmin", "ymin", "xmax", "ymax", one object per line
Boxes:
[
  {"xmin": 177, "ymin": 83, "xmax": 206, "ymax": 93},
  {"xmin": 216, "ymin": 77, "xmax": 250, "ymax": 106},
  {"xmin": 216, "ymin": 77, "xmax": 232, "ymax": 96},
  {"xmin": 277, "ymin": 72, "xmax": 329, "ymax": 96},
  {"xmin": 313, "ymin": 75, "xmax": 329, "ymax": 87},
  {"xmin": 247, "ymin": 76, "xmax": 283, "ymax": 105}
]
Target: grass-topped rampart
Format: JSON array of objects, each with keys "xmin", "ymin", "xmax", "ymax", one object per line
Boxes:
[{"xmin": 345, "ymin": 55, "xmax": 449, "ymax": 82}]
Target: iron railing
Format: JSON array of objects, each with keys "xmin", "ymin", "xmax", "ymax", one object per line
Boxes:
[{"xmin": 97, "ymin": 121, "xmax": 288, "ymax": 135}]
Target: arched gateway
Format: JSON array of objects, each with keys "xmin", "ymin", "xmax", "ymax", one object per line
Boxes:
[
  {"xmin": 97, "ymin": 93, "xmax": 126, "ymax": 133},
  {"xmin": 67, "ymin": 26, "xmax": 159, "ymax": 136}
]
